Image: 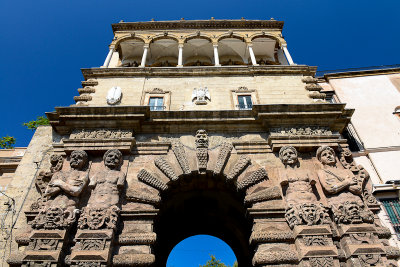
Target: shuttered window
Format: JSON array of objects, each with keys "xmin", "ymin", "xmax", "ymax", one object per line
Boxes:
[{"xmin": 381, "ymin": 198, "xmax": 400, "ymax": 238}]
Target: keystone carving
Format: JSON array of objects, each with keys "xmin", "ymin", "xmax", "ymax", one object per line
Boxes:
[
  {"xmin": 31, "ymin": 150, "xmax": 89, "ymax": 230},
  {"xmin": 213, "ymin": 142, "xmax": 233, "ymax": 175},
  {"xmin": 78, "ymin": 149, "xmax": 125, "ymax": 230},
  {"xmin": 285, "ymin": 203, "xmax": 330, "ymax": 229},
  {"xmin": 172, "ymin": 141, "xmax": 191, "ymax": 174},
  {"xmin": 155, "ymin": 156, "xmax": 178, "ymax": 181},
  {"xmin": 195, "ymin": 129, "xmax": 209, "ymax": 171}
]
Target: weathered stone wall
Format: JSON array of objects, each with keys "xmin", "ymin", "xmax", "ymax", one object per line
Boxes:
[
  {"xmin": 0, "ymin": 126, "xmax": 62, "ymax": 265},
  {"xmin": 83, "ymin": 75, "xmax": 314, "ymax": 108},
  {"xmin": 5, "ymin": 128, "xmax": 400, "ymax": 266}
]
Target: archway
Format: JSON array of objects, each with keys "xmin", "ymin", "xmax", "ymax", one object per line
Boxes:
[
  {"xmin": 153, "ymin": 172, "xmax": 252, "ymax": 266},
  {"xmin": 167, "ymin": 235, "xmax": 237, "ymax": 267}
]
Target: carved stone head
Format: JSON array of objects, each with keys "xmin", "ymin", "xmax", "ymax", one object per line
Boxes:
[
  {"xmin": 299, "ymin": 203, "xmax": 318, "ymax": 225},
  {"xmin": 49, "ymin": 154, "xmax": 63, "ymax": 173},
  {"xmin": 45, "ymin": 206, "xmax": 64, "ymax": 227},
  {"xmin": 279, "ymin": 146, "xmax": 298, "ymax": 166},
  {"xmin": 69, "ymin": 150, "xmax": 88, "ymax": 170},
  {"xmin": 285, "ymin": 205, "xmax": 300, "ymax": 229},
  {"xmin": 87, "ymin": 208, "xmax": 106, "ymax": 230},
  {"xmin": 195, "ymin": 129, "xmax": 209, "ymax": 148},
  {"xmin": 103, "ymin": 149, "xmax": 123, "ymax": 169},
  {"xmin": 317, "ymin": 146, "xmax": 336, "ymax": 166}
]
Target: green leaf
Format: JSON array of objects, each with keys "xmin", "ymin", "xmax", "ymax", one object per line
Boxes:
[
  {"xmin": 0, "ymin": 136, "xmax": 16, "ymax": 149},
  {"xmin": 22, "ymin": 116, "xmax": 49, "ymax": 130}
]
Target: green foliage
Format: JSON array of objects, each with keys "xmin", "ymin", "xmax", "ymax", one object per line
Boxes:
[
  {"xmin": 0, "ymin": 136, "xmax": 16, "ymax": 149},
  {"xmin": 200, "ymin": 255, "xmax": 237, "ymax": 267},
  {"xmin": 23, "ymin": 116, "xmax": 49, "ymax": 130}
]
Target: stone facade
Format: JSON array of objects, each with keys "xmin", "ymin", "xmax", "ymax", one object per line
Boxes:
[{"xmin": 3, "ymin": 20, "xmax": 400, "ymax": 266}]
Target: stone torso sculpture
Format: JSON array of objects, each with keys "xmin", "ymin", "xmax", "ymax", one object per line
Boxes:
[
  {"xmin": 316, "ymin": 146, "xmax": 373, "ymax": 224},
  {"xmin": 87, "ymin": 149, "xmax": 125, "ymax": 209},
  {"xmin": 278, "ymin": 146, "xmax": 316, "ymax": 205},
  {"xmin": 79, "ymin": 149, "xmax": 125, "ymax": 230},
  {"xmin": 280, "ymin": 146, "xmax": 329, "ymax": 229},
  {"xmin": 316, "ymin": 146, "xmax": 363, "ymax": 206},
  {"xmin": 32, "ymin": 150, "xmax": 89, "ymax": 229}
]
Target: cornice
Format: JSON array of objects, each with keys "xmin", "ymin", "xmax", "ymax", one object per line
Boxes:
[
  {"xmin": 112, "ymin": 20, "xmax": 284, "ymax": 32},
  {"xmin": 322, "ymin": 67, "xmax": 400, "ymax": 80},
  {"xmin": 81, "ymin": 65, "xmax": 317, "ymax": 79},
  {"xmin": 46, "ymin": 103, "xmax": 352, "ymax": 135}
]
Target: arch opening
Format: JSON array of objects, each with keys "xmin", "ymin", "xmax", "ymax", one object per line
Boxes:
[
  {"xmin": 167, "ymin": 235, "xmax": 237, "ymax": 267},
  {"xmin": 154, "ymin": 173, "xmax": 252, "ymax": 266}
]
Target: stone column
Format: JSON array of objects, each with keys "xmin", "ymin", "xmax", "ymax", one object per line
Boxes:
[
  {"xmin": 102, "ymin": 47, "xmax": 115, "ymax": 68},
  {"xmin": 177, "ymin": 43, "xmax": 184, "ymax": 67},
  {"xmin": 213, "ymin": 44, "xmax": 220, "ymax": 66},
  {"xmin": 282, "ymin": 45, "xmax": 295, "ymax": 65},
  {"xmin": 247, "ymin": 44, "xmax": 258, "ymax": 66},
  {"xmin": 140, "ymin": 45, "xmax": 149, "ymax": 68}
]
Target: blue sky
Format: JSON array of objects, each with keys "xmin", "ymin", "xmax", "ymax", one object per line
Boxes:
[{"xmin": 1, "ymin": 0, "xmax": 400, "ymax": 265}]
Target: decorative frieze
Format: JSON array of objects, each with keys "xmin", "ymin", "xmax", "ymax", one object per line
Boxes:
[
  {"xmin": 70, "ymin": 129, "xmax": 133, "ymax": 139},
  {"xmin": 271, "ymin": 127, "xmax": 332, "ymax": 136}
]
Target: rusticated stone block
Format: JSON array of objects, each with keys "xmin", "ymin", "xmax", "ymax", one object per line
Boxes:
[
  {"xmin": 137, "ymin": 169, "xmax": 168, "ymax": 191},
  {"xmin": 237, "ymin": 168, "xmax": 268, "ymax": 191},
  {"xmin": 6, "ymin": 253, "xmax": 24, "ymax": 266},
  {"xmin": 154, "ymin": 156, "xmax": 178, "ymax": 181},
  {"xmin": 244, "ymin": 186, "xmax": 281, "ymax": 204},
  {"xmin": 385, "ymin": 246, "xmax": 400, "ymax": 259},
  {"xmin": 376, "ymin": 226, "xmax": 392, "ymax": 239},
  {"xmin": 113, "ymin": 253, "xmax": 155, "ymax": 266},
  {"xmin": 213, "ymin": 142, "xmax": 233, "ymax": 175},
  {"xmin": 227, "ymin": 155, "xmax": 251, "ymax": 181},
  {"xmin": 15, "ymin": 232, "xmax": 31, "ymax": 245},
  {"xmin": 250, "ymin": 231, "xmax": 294, "ymax": 244},
  {"xmin": 252, "ymin": 251, "xmax": 298, "ymax": 265},
  {"xmin": 118, "ymin": 233, "xmax": 157, "ymax": 245}
]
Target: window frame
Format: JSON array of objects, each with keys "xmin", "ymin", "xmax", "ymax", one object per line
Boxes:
[
  {"xmin": 142, "ymin": 88, "xmax": 171, "ymax": 111},
  {"xmin": 230, "ymin": 87, "xmax": 258, "ymax": 110}
]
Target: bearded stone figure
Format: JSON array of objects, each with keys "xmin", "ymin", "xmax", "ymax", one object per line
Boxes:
[
  {"xmin": 317, "ymin": 146, "xmax": 373, "ymax": 224},
  {"xmin": 78, "ymin": 149, "xmax": 125, "ymax": 230},
  {"xmin": 279, "ymin": 146, "xmax": 316, "ymax": 205},
  {"xmin": 31, "ymin": 150, "xmax": 89, "ymax": 229}
]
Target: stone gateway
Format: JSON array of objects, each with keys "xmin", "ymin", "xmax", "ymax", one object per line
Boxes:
[{"xmin": 6, "ymin": 19, "xmax": 400, "ymax": 267}]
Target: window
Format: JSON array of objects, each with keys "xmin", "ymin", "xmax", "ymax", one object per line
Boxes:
[
  {"xmin": 149, "ymin": 97, "xmax": 164, "ymax": 111},
  {"xmin": 381, "ymin": 198, "xmax": 400, "ymax": 239},
  {"xmin": 237, "ymin": 95, "xmax": 253, "ymax": 110}
]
